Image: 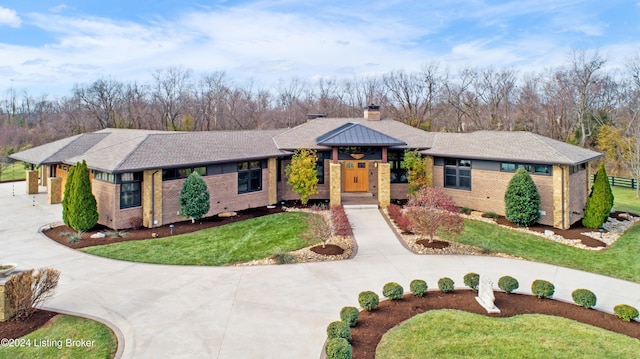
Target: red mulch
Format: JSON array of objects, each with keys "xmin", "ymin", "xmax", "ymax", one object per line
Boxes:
[
  {"xmin": 416, "ymin": 239, "xmax": 450, "ymax": 249},
  {"xmin": 311, "ymin": 244, "xmax": 345, "ymax": 255},
  {"xmin": 351, "ymin": 290, "xmax": 640, "ymax": 359},
  {"xmin": 494, "ymin": 216, "xmax": 608, "ymax": 248},
  {"xmin": 0, "ymin": 310, "xmax": 58, "ymax": 340}
]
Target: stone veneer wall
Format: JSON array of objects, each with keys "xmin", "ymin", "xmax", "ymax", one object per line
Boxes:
[
  {"xmin": 0, "ymin": 282, "xmax": 13, "ymax": 322},
  {"xmin": 142, "ymin": 170, "xmax": 163, "ymax": 228},
  {"xmin": 552, "ymin": 165, "xmax": 571, "ymax": 229},
  {"xmin": 268, "ymin": 158, "xmax": 278, "ymax": 205},
  {"xmin": 329, "ymin": 163, "xmax": 341, "ymax": 206},
  {"xmin": 377, "ymin": 163, "xmax": 390, "ymax": 208},
  {"xmin": 26, "ymin": 170, "xmax": 38, "ymax": 194},
  {"xmin": 47, "ymin": 177, "xmax": 62, "ymax": 204}
]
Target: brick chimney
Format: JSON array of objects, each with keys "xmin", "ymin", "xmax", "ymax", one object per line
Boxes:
[{"xmin": 364, "ymin": 104, "xmax": 380, "ymax": 121}]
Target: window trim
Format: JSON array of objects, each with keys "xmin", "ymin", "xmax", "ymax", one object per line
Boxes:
[
  {"xmin": 237, "ymin": 161, "xmax": 262, "ymax": 194},
  {"xmin": 444, "ymin": 159, "xmax": 471, "ymax": 190},
  {"xmin": 119, "ymin": 172, "xmax": 142, "ymax": 209}
]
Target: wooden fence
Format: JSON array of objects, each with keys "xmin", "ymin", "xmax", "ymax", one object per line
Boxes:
[{"xmin": 591, "ymin": 175, "xmax": 637, "ymax": 189}]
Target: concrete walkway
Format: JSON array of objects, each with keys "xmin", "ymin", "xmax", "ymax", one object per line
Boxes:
[{"xmin": 2, "ymin": 182, "xmax": 640, "ymax": 358}]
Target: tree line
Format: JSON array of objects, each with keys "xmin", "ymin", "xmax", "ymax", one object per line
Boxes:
[{"xmin": 2, "ymin": 49, "xmax": 640, "ymax": 176}]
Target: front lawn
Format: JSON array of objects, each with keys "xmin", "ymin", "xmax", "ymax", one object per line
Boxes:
[
  {"xmin": 81, "ymin": 212, "xmax": 316, "ymax": 265},
  {"xmin": 0, "ymin": 315, "xmax": 117, "ymax": 359},
  {"xmin": 612, "ymin": 186, "xmax": 640, "ymax": 214},
  {"xmin": 376, "ymin": 310, "xmax": 639, "ymax": 359},
  {"xmin": 0, "ymin": 161, "xmax": 26, "ymax": 182}
]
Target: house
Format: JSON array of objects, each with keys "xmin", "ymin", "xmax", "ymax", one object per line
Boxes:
[{"xmin": 11, "ymin": 105, "xmax": 602, "ymax": 230}]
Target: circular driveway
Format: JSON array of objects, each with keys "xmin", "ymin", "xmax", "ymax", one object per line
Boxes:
[{"xmin": 2, "ymin": 182, "xmax": 639, "ymax": 358}]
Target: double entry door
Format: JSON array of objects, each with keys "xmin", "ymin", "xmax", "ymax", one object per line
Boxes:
[{"xmin": 343, "ymin": 161, "xmax": 368, "ymax": 192}]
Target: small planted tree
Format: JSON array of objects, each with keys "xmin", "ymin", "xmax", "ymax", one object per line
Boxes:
[
  {"xmin": 504, "ymin": 168, "xmax": 541, "ymax": 227},
  {"xmin": 5, "ymin": 268, "xmax": 61, "ymax": 320},
  {"xmin": 69, "ymin": 160, "xmax": 99, "ymax": 232},
  {"xmin": 285, "ymin": 148, "xmax": 319, "ymax": 205},
  {"xmin": 583, "ymin": 162, "xmax": 614, "ymax": 229},
  {"xmin": 405, "ymin": 187, "xmax": 464, "ymax": 243},
  {"xmin": 61, "ymin": 165, "xmax": 76, "ymax": 228},
  {"xmin": 180, "ymin": 172, "xmax": 210, "ymax": 223},
  {"xmin": 404, "ymin": 150, "xmax": 431, "ymax": 195},
  {"xmin": 300, "ymin": 212, "xmax": 332, "ymax": 248}
]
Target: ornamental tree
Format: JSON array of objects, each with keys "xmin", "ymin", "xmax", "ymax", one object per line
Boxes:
[
  {"xmin": 504, "ymin": 168, "xmax": 540, "ymax": 227},
  {"xmin": 285, "ymin": 148, "xmax": 319, "ymax": 205},
  {"xmin": 582, "ymin": 162, "xmax": 614, "ymax": 229},
  {"xmin": 180, "ymin": 172, "xmax": 210, "ymax": 223},
  {"xmin": 61, "ymin": 164, "xmax": 76, "ymax": 228},
  {"xmin": 404, "ymin": 150, "xmax": 431, "ymax": 195},
  {"xmin": 68, "ymin": 160, "xmax": 99, "ymax": 232},
  {"xmin": 405, "ymin": 187, "xmax": 464, "ymax": 243}
]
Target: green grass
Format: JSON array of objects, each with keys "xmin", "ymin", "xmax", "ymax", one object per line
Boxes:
[
  {"xmin": 441, "ymin": 218, "xmax": 640, "ymax": 283},
  {"xmin": 0, "ymin": 315, "xmax": 117, "ymax": 359},
  {"xmin": 81, "ymin": 212, "xmax": 316, "ymax": 265},
  {"xmin": 612, "ymin": 186, "xmax": 640, "ymax": 214},
  {"xmin": 376, "ymin": 310, "xmax": 640, "ymax": 359},
  {"xmin": 0, "ymin": 161, "xmax": 26, "ymax": 182}
]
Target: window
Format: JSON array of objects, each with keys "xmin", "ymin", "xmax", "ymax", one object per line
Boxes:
[
  {"xmin": 94, "ymin": 170, "xmax": 116, "ymax": 183},
  {"xmin": 316, "ymin": 152, "xmax": 331, "ymax": 184},
  {"xmin": 444, "ymin": 159, "xmax": 471, "ymax": 190},
  {"xmin": 238, "ymin": 161, "xmax": 262, "ymax": 193},
  {"xmin": 501, "ymin": 162, "xmax": 551, "ymax": 176},
  {"xmin": 388, "ymin": 151, "xmax": 408, "ymax": 183},
  {"xmin": 120, "ymin": 172, "xmax": 141, "ymax": 209},
  {"xmin": 162, "ymin": 166, "xmax": 206, "ymax": 181},
  {"xmin": 569, "ymin": 163, "xmax": 587, "ymax": 174}
]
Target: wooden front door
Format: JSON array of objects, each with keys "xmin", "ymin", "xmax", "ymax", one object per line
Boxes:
[{"xmin": 343, "ymin": 161, "xmax": 368, "ymax": 192}]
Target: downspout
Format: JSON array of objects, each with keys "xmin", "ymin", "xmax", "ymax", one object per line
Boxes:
[{"xmin": 151, "ymin": 170, "xmax": 159, "ymax": 228}]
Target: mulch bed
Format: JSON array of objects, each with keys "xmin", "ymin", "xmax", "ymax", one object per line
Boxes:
[
  {"xmin": 351, "ymin": 290, "xmax": 640, "ymax": 359},
  {"xmin": 0, "ymin": 310, "xmax": 58, "ymax": 340},
  {"xmin": 311, "ymin": 244, "xmax": 345, "ymax": 255},
  {"xmin": 416, "ymin": 239, "xmax": 450, "ymax": 249},
  {"xmin": 494, "ymin": 216, "xmax": 607, "ymax": 248}
]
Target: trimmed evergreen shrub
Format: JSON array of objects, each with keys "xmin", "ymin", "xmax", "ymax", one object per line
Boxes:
[
  {"xmin": 613, "ymin": 304, "xmax": 639, "ymax": 322},
  {"xmin": 463, "ymin": 272, "xmax": 480, "ymax": 291},
  {"xmin": 531, "ymin": 279, "xmax": 555, "ymax": 298},
  {"xmin": 340, "ymin": 306, "xmax": 359, "ymax": 327},
  {"xmin": 382, "ymin": 282, "xmax": 404, "ymax": 300},
  {"xmin": 504, "ymin": 168, "xmax": 541, "ymax": 226},
  {"xmin": 358, "ymin": 291, "xmax": 380, "ymax": 311},
  {"xmin": 68, "ymin": 160, "xmax": 99, "ymax": 232},
  {"xmin": 498, "ymin": 276, "xmax": 519, "ymax": 294},
  {"xmin": 438, "ymin": 277, "xmax": 455, "ymax": 293},
  {"xmin": 61, "ymin": 164, "xmax": 76, "ymax": 228},
  {"xmin": 327, "ymin": 320, "xmax": 351, "ymax": 341},
  {"xmin": 410, "ymin": 279, "xmax": 428, "ymax": 297},
  {"xmin": 583, "ymin": 162, "xmax": 614, "ymax": 229},
  {"xmin": 325, "ymin": 338, "xmax": 352, "ymax": 359},
  {"xmin": 180, "ymin": 172, "xmax": 210, "ymax": 223},
  {"xmin": 571, "ymin": 288, "xmax": 597, "ymax": 309}
]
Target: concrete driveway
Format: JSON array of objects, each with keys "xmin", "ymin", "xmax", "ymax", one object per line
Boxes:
[{"xmin": 2, "ymin": 182, "xmax": 639, "ymax": 358}]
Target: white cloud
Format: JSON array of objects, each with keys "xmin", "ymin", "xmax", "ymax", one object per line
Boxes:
[{"xmin": 0, "ymin": 6, "xmax": 21, "ymax": 28}]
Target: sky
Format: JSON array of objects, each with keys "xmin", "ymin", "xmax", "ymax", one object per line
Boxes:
[{"xmin": 0, "ymin": 0, "xmax": 639, "ymax": 97}]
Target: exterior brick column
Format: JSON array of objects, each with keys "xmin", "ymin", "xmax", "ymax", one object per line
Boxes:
[
  {"xmin": 26, "ymin": 170, "xmax": 38, "ymax": 194},
  {"xmin": 268, "ymin": 158, "xmax": 277, "ymax": 205},
  {"xmin": 143, "ymin": 170, "xmax": 163, "ymax": 228},
  {"xmin": 47, "ymin": 177, "xmax": 62, "ymax": 204},
  {"xmin": 329, "ymin": 163, "xmax": 341, "ymax": 206},
  {"xmin": 552, "ymin": 165, "xmax": 571, "ymax": 230},
  {"xmin": 377, "ymin": 162, "xmax": 391, "ymax": 208}
]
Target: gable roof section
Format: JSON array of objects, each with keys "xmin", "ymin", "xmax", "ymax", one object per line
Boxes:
[
  {"xmin": 426, "ymin": 131, "xmax": 602, "ymax": 165},
  {"xmin": 9, "ymin": 133, "xmax": 109, "ymax": 165},
  {"xmin": 316, "ymin": 123, "xmax": 406, "ymax": 146}
]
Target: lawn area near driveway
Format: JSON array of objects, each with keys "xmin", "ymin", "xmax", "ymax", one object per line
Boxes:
[
  {"xmin": 441, "ymin": 219, "xmax": 640, "ymax": 283},
  {"xmin": 612, "ymin": 186, "xmax": 640, "ymax": 214},
  {"xmin": 81, "ymin": 212, "xmax": 316, "ymax": 265},
  {"xmin": 375, "ymin": 310, "xmax": 640, "ymax": 359},
  {"xmin": 0, "ymin": 315, "xmax": 117, "ymax": 359},
  {"xmin": 0, "ymin": 161, "xmax": 26, "ymax": 182}
]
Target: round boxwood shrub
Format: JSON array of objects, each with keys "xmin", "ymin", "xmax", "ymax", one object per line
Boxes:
[
  {"xmin": 463, "ymin": 272, "xmax": 480, "ymax": 292},
  {"xmin": 498, "ymin": 276, "xmax": 519, "ymax": 294},
  {"xmin": 327, "ymin": 320, "xmax": 351, "ymax": 341},
  {"xmin": 438, "ymin": 277, "xmax": 455, "ymax": 293},
  {"xmin": 358, "ymin": 291, "xmax": 380, "ymax": 311},
  {"xmin": 325, "ymin": 337, "xmax": 352, "ymax": 359},
  {"xmin": 382, "ymin": 282, "xmax": 404, "ymax": 300},
  {"xmin": 531, "ymin": 279, "xmax": 555, "ymax": 299},
  {"xmin": 340, "ymin": 306, "xmax": 359, "ymax": 327},
  {"xmin": 614, "ymin": 304, "xmax": 639, "ymax": 322},
  {"xmin": 571, "ymin": 289, "xmax": 597, "ymax": 309},
  {"xmin": 410, "ymin": 279, "xmax": 428, "ymax": 297}
]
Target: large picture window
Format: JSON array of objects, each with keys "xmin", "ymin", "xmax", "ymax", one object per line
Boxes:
[
  {"xmin": 501, "ymin": 162, "xmax": 551, "ymax": 176},
  {"xmin": 120, "ymin": 172, "xmax": 141, "ymax": 209},
  {"xmin": 238, "ymin": 161, "xmax": 262, "ymax": 193},
  {"xmin": 444, "ymin": 159, "xmax": 471, "ymax": 190},
  {"xmin": 388, "ymin": 151, "xmax": 408, "ymax": 183}
]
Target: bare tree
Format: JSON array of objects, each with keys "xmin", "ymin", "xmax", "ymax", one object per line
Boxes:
[
  {"xmin": 151, "ymin": 67, "xmax": 193, "ymax": 130},
  {"xmin": 568, "ymin": 49, "xmax": 606, "ymax": 147},
  {"xmin": 73, "ymin": 78, "xmax": 125, "ymax": 129}
]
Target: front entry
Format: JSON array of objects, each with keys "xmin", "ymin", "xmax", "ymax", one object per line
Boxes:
[{"xmin": 343, "ymin": 161, "xmax": 368, "ymax": 192}]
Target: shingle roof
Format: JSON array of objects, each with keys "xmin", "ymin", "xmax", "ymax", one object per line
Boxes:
[
  {"xmin": 316, "ymin": 123, "xmax": 406, "ymax": 146},
  {"xmin": 425, "ymin": 131, "xmax": 602, "ymax": 165},
  {"xmin": 9, "ymin": 133, "xmax": 108, "ymax": 165}
]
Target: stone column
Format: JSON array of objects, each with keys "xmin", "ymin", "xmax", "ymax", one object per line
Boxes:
[
  {"xmin": 142, "ymin": 170, "xmax": 163, "ymax": 228},
  {"xmin": 26, "ymin": 170, "xmax": 38, "ymax": 194},
  {"xmin": 552, "ymin": 165, "xmax": 570, "ymax": 230},
  {"xmin": 0, "ymin": 280, "xmax": 16, "ymax": 322},
  {"xmin": 329, "ymin": 163, "xmax": 341, "ymax": 206},
  {"xmin": 47, "ymin": 177, "xmax": 62, "ymax": 204},
  {"xmin": 268, "ymin": 158, "xmax": 278, "ymax": 205},
  {"xmin": 425, "ymin": 155, "xmax": 434, "ymax": 187},
  {"xmin": 378, "ymin": 163, "xmax": 390, "ymax": 208}
]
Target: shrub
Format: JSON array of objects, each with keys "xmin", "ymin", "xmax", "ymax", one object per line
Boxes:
[
  {"xmin": 61, "ymin": 165, "xmax": 76, "ymax": 228},
  {"xmin": 68, "ymin": 160, "xmax": 99, "ymax": 232},
  {"xmin": 571, "ymin": 289, "xmax": 597, "ymax": 309},
  {"xmin": 388, "ymin": 204, "xmax": 411, "ymax": 233},
  {"xmin": 504, "ymin": 168, "xmax": 541, "ymax": 226},
  {"xmin": 358, "ymin": 291, "xmax": 380, "ymax": 311},
  {"xmin": 394, "ymin": 213, "xmax": 412, "ymax": 233},
  {"xmin": 583, "ymin": 162, "xmax": 614, "ymax": 229},
  {"xmin": 382, "ymin": 282, "xmax": 404, "ymax": 300},
  {"xmin": 463, "ymin": 272, "xmax": 480, "ymax": 291},
  {"xmin": 327, "ymin": 320, "xmax": 351, "ymax": 341},
  {"xmin": 404, "ymin": 149, "xmax": 431, "ymax": 195},
  {"xmin": 613, "ymin": 304, "xmax": 639, "ymax": 322},
  {"xmin": 67, "ymin": 231, "xmax": 83, "ymax": 243},
  {"xmin": 5, "ymin": 268, "xmax": 61, "ymax": 320},
  {"xmin": 410, "ymin": 279, "xmax": 428, "ymax": 297},
  {"xmin": 438, "ymin": 277, "xmax": 455, "ymax": 293},
  {"xmin": 325, "ymin": 338, "xmax": 352, "ymax": 359},
  {"xmin": 331, "ymin": 205, "xmax": 353, "ymax": 237},
  {"xmin": 498, "ymin": 276, "xmax": 519, "ymax": 294},
  {"xmin": 531, "ymin": 279, "xmax": 555, "ymax": 298},
  {"xmin": 180, "ymin": 172, "xmax": 210, "ymax": 223},
  {"xmin": 340, "ymin": 306, "xmax": 359, "ymax": 327},
  {"xmin": 270, "ymin": 248, "xmax": 297, "ymax": 264},
  {"xmin": 460, "ymin": 207, "xmax": 472, "ymax": 214},
  {"xmin": 406, "ymin": 188, "xmax": 464, "ymax": 243},
  {"xmin": 387, "ymin": 203, "xmax": 403, "ymax": 220},
  {"xmin": 482, "ymin": 211, "xmax": 499, "ymax": 219}
]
